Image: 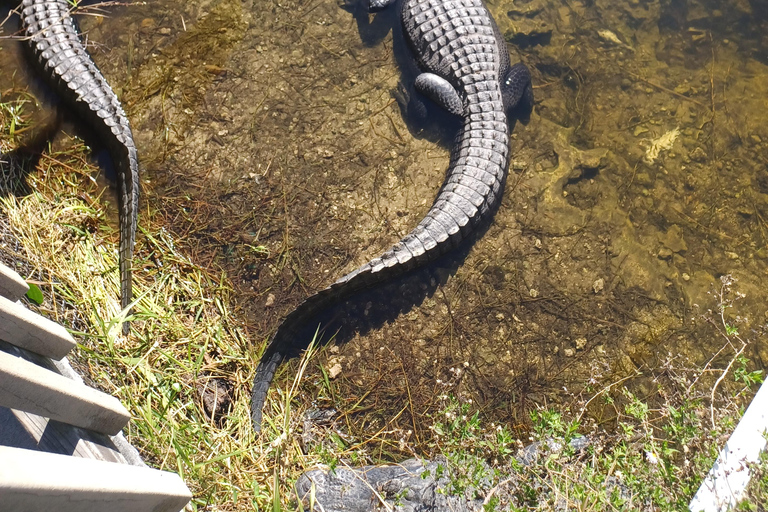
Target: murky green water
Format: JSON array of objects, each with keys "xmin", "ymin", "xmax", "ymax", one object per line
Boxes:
[{"xmin": 2, "ymin": 0, "xmax": 767, "ymax": 434}]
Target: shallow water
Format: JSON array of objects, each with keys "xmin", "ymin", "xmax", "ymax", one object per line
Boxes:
[{"xmin": 2, "ymin": 0, "xmax": 768, "ymax": 436}]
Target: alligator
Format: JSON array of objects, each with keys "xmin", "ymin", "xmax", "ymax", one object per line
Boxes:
[
  {"xmin": 19, "ymin": 0, "xmax": 139, "ymax": 334},
  {"xmin": 250, "ymin": 0, "xmax": 533, "ymax": 431}
]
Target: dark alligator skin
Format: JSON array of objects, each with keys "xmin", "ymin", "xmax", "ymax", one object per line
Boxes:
[
  {"xmin": 19, "ymin": 0, "xmax": 139, "ymax": 334},
  {"xmin": 250, "ymin": 0, "xmax": 533, "ymax": 430}
]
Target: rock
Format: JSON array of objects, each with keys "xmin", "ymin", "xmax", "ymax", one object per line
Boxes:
[
  {"xmin": 516, "ymin": 436, "xmax": 590, "ymax": 465},
  {"xmin": 689, "ymin": 147, "xmax": 707, "ymax": 163},
  {"xmin": 597, "ymin": 29, "xmax": 629, "ymax": 48},
  {"xmin": 592, "ymin": 278, "xmax": 605, "ymax": 294},
  {"xmin": 327, "ymin": 361, "xmax": 342, "ymax": 379},
  {"xmin": 196, "ymin": 378, "xmax": 232, "ymax": 422},
  {"xmin": 633, "ymin": 125, "xmax": 649, "ymax": 137},
  {"xmin": 662, "ymin": 225, "xmax": 687, "ymax": 253}
]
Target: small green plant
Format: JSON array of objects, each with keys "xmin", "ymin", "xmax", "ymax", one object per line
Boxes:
[
  {"xmin": 0, "ymin": 94, "xmax": 33, "ymax": 143},
  {"xmin": 429, "ymin": 395, "xmax": 512, "ymax": 499},
  {"xmin": 734, "ymin": 355, "xmax": 764, "ymax": 387},
  {"xmin": 530, "ymin": 408, "xmax": 580, "ymax": 443}
]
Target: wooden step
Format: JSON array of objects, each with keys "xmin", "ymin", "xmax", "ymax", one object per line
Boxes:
[
  {"xmin": 0, "ymin": 262, "xmax": 29, "ymax": 302},
  {"xmin": 0, "ymin": 446, "xmax": 191, "ymax": 512},
  {"xmin": 0, "ymin": 294, "xmax": 75, "ymax": 360},
  {"xmin": 0, "ymin": 350, "xmax": 130, "ymax": 435}
]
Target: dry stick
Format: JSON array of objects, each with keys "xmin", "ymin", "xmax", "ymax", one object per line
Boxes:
[
  {"xmin": 576, "ymin": 373, "xmax": 638, "ymax": 423},
  {"xmin": 710, "ymin": 341, "xmax": 746, "ymax": 430},
  {"xmin": 391, "ymin": 348, "xmax": 420, "ymax": 446},
  {"xmin": 483, "ymin": 477, "xmax": 517, "ymax": 508},
  {"xmin": 686, "ymin": 331, "xmax": 733, "ymax": 395},
  {"xmin": 710, "ymin": 33, "xmax": 716, "ymax": 116},
  {"xmin": 670, "ymin": 205, "xmax": 736, "ymax": 241},
  {"xmin": 709, "ymin": 33, "xmax": 717, "ymax": 160}
]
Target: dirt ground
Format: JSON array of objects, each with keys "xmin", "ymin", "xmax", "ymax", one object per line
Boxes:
[{"xmin": 3, "ymin": 0, "xmax": 768, "ymax": 448}]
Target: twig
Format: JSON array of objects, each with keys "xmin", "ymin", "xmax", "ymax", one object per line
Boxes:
[
  {"xmin": 625, "ymin": 71, "xmax": 709, "ymax": 110},
  {"xmin": 577, "ymin": 373, "xmax": 639, "ymax": 423},
  {"xmin": 686, "ymin": 334, "xmax": 733, "ymax": 395},
  {"xmin": 483, "ymin": 476, "xmax": 516, "ymax": 507},
  {"xmin": 710, "ymin": 341, "xmax": 745, "ymax": 429}
]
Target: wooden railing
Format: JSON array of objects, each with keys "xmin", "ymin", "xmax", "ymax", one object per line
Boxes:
[{"xmin": 0, "ymin": 262, "xmax": 191, "ymax": 512}]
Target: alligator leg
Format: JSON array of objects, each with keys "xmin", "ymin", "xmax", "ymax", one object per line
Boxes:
[
  {"xmin": 413, "ymin": 73, "xmax": 464, "ymax": 116},
  {"xmin": 501, "ymin": 62, "xmax": 534, "ymax": 113}
]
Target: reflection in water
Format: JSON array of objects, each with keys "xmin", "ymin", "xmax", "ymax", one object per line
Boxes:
[{"xmin": 2, "ymin": 0, "xmax": 768, "ymax": 435}]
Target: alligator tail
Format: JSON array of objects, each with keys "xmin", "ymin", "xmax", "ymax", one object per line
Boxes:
[
  {"xmin": 251, "ymin": 110, "xmax": 510, "ymax": 431},
  {"xmin": 20, "ymin": 0, "xmax": 139, "ymax": 334}
]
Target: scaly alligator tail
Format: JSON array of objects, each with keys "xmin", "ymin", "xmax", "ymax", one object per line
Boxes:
[
  {"xmin": 20, "ymin": 0, "xmax": 139, "ymax": 334},
  {"xmin": 251, "ymin": 111, "xmax": 511, "ymax": 430}
]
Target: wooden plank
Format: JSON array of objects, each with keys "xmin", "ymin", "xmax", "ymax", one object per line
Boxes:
[
  {"xmin": 0, "ymin": 406, "xmax": 129, "ymax": 463},
  {"xmin": 0, "ymin": 446, "xmax": 191, "ymax": 512},
  {"xmin": 0, "ymin": 294, "xmax": 76, "ymax": 359},
  {"xmin": 689, "ymin": 378, "xmax": 768, "ymax": 511},
  {"xmin": 0, "ymin": 262, "xmax": 29, "ymax": 302},
  {"xmin": 0, "ymin": 340, "xmax": 143, "ymax": 465},
  {"xmin": 0, "ymin": 351, "xmax": 131, "ymax": 435}
]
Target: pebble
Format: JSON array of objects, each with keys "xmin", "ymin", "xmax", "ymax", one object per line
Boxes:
[
  {"xmin": 633, "ymin": 126, "xmax": 649, "ymax": 137},
  {"xmin": 592, "ymin": 278, "xmax": 604, "ymax": 294},
  {"xmin": 327, "ymin": 362, "xmax": 342, "ymax": 379},
  {"xmin": 662, "ymin": 225, "xmax": 687, "ymax": 253}
]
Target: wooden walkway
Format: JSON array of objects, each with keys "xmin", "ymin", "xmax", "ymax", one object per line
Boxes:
[{"xmin": 0, "ymin": 261, "xmax": 191, "ymax": 511}]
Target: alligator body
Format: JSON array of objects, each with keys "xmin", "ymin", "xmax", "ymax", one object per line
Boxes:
[
  {"xmin": 250, "ymin": 0, "xmax": 532, "ymax": 430},
  {"xmin": 20, "ymin": 0, "xmax": 139, "ymax": 333}
]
